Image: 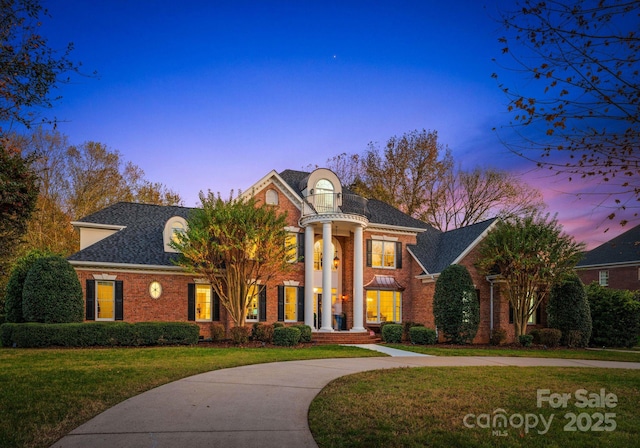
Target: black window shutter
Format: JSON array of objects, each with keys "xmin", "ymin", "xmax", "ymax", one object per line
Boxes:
[
  {"xmin": 277, "ymin": 286, "xmax": 284, "ymax": 321},
  {"xmin": 114, "ymin": 280, "xmax": 124, "ymax": 321},
  {"xmin": 395, "ymin": 242, "xmax": 402, "ymax": 269},
  {"xmin": 366, "ymin": 239, "xmax": 372, "ymax": 267},
  {"xmin": 297, "ymin": 286, "xmax": 304, "ymax": 322},
  {"xmin": 536, "ymin": 305, "xmax": 542, "ymax": 324},
  {"xmin": 187, "ymin": 284, "xmax": 195, "ymax": 321},
  {"xmin": 213, "ymin": 289, "xmax": 220, "ymax": 321},
  {"xmin": 85, "ymin": 280, "xmax": 95, "ymax": 320},
  {"xmin": 258, "ymin": 286, "xmax": 267, "ymax": 322},
  {"xmin": 508, "ymin": 303, "xmax": 514, "ymax": 324},
  {"xmin": 297, "ymin": 233, "xmax": 305, "ymax": 262}
]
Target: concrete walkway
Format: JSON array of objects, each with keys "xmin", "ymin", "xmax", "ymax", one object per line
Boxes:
[{"xmin": 52, "ymin": 349, "xmax": 640, "ymax": 448}]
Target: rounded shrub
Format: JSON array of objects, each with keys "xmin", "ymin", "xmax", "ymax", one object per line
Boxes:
[
  {"xmin": 252, "ymin": 322, "xmax": 274, "ymax": 342},
  {"xmin": 433, "ymin": 264, "xmax": 479, "ymax": 344},
  {"xmin": 210, "ymin": 323, "xmax": 226, "ymax": 342},
  {"xmin": 409, "ymin": 326, "xmax": 437, "ymax": 345},
  {"xmin": 292, "ymin": 324, "xmax": 312, "ymax": 343},
  {"xmin": 230, "ymin": 326, "xmax": 250, "ymax": 344},
  {"xmin": 22, "ymin": 255, "xmax": 83, "ymax": 324},
  {"xmin": 273, "ymin": 326, "xmax": 301, "ymax": 346},
  {"xmin": 538, "ymin": 328, "xmax": 562, "ymax": 348},
  {"xmin": 381, "ymin": 323, "xmax": 403, "ymax": 343},
  {"xmin": 519, "ymin": 334, "xmax": 534, "ymax": 347},
  {"xmin": 4, "ymin": 250, "xmax": 52, "ymax": 323},
  {"xmin": 490, "ymin": 328, "xmax": 507, "ymax": 346},
  {"xmin": 547, "ymin": 274, "xmax": 592, "ymax": 347}
]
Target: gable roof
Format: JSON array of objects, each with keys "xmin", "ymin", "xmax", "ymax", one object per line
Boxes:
[
  {"xmin": 278, "ymin": 169, "xmax": 431, "ymax": 230},
  {"xmin": 69, "ymin": 202, "xmax": 194, "ymax": 268},
  {"xmin": 576, "ymin": 223, "xmax": 640, "ymax": 268},
  {"xmin": 408, "ymin": 218, "xmax": 498, "ymax": 275}
]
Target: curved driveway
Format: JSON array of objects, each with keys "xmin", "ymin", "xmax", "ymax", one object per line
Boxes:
[{"xmin": 52, "ymin": 349, "xmax": 640, "ymax": 448}]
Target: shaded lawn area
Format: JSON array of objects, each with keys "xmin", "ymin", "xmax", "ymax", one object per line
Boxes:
[
  {"xmin": 0, "ymin": 345, "xmax": 380, "ymax": 448},
  {"xmin": 385, "ymin": 344, "xmax": 640, "ymax": 362},
  {"xmin": 309, "ymin": 366, "xmax": 640, "ymax": 448}
]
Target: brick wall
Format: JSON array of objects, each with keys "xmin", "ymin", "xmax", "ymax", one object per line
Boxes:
[{"xmin": 577, "ymin": 265, "xmax": 640, "ymax": 291}]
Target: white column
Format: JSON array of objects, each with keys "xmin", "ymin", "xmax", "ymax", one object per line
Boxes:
[
  {"xmin": 304, "ymin": 225, "xmax": 315, "ymax": 328},
  {"xmin": 320, "ymin": 221, "xmax": 333, "ymax": 331},
  {"xmin": 352, "ymin": 224, "xmax": 366, "ymax": 331}
]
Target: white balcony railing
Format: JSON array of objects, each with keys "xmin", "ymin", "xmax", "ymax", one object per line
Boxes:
[{"xmin": 302, "ymin": 193, "xmax": 369, "ymax": 218}]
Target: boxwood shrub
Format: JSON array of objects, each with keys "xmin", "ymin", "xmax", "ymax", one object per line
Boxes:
[
  {"xmin": 251, "ymin": 322, "xmax": 274, "ymax": 342},
  {"xmin": 273, "ymin": 326, "xmax": 301, "ymax": 346},
  {"xmin": 381, "ymin": 323, "xmax": 403, "ymax": 343},
  {"xmin": 0, "ymin": 322, "xmax": 199, "ymax": 348},
  {"xmin": 538, "ymin": 328, "xmax": 562, "ymax": 348},
  {"xmin": 519, "ymin": 334, "xmax": 534, "ymax": 347},
  {"xmin": 292, "ymin": 324, "xmax": 312, "ymax": 343},
  {"xmin": 409, "ymin": 326, "xmax": 437, "ymax": 345}
]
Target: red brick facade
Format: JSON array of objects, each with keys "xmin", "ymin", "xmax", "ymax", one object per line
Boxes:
[{"xmin": 577, "ymin": 265, "xmax": 640, "ymax": 291}]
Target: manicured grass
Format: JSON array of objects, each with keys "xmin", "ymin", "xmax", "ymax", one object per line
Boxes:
[
  {"xmin": 0, "ymin": 345, "xmax": 380, "ymax": 448},
  {"xmin": 309, "ymin": 366, "xmax": 640, "ymax": 448},
  {"xmin": 385, "ymin": 344, "xmax": 640, "ymax": 362}
]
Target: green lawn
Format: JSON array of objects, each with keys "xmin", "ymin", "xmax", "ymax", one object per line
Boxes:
[
  {"xmin": 309, "ymin": 366, "xmax": 640, "ymax": 448},
  {"xmin": 0, "ymin": 345, "xmax": 379, "ymax": 448},
  {"xmin": 385, "ymin": 344, "xmax": 640, "ymax": 362}
]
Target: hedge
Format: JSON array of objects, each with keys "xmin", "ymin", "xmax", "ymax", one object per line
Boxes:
[
  {"xmin": 547, "ymin": 274, "xmax": 592, "ymax": 347},
  {"xmin": 0, "ymin": 322, "xmax": 200, "ymax": 348},
  {"xmin": 292, "ymin": 324, "xmax": 312, "ymax": 343},
  {"xmin": 587, "ymin": 283, "xmax": 640, "ymax": 348},
  {"xmin": 273, "ymin": 326, "xmax": 301, "ymax": 346}
]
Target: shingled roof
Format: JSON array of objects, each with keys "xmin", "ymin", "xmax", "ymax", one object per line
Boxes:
[
  {"xmin": 576, "ymin": 223, "xmax": 640, "ymax": 268},
  {"xmin": 408, "ymin": 218, "xmax": 497, "ymax": 275},
  {"xmin": 69, "ymin": 202, "xmax": 194, "ymax": 267}
]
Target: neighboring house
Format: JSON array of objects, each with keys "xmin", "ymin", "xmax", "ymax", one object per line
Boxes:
[
  {"xmin": 576, "ymin": 223, "xmax": 640, "ymax": 290},
  {"xmin": 69, "ymin": 168, "xmax": 525, "ymax": 343}
]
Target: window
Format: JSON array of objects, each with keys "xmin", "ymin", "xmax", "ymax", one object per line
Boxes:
[
  {"xmin": 245, "ymin": 284, "xmax": 266, "ymax": 322},
  {"xmin": 266, "ymin": 189, "xmax": 279, "ymax": 205},
  {"xmin": 286, "ymin": 233, "xmax": 299, "ymax": 263},
  {"xmin": 314, "ymin": 179, "xmax": 334, "ymax": 213},
  {"xmin": 171, "ymin": 221, "xmax": 185, "ymax": 244},
  {"xmin": 86, "ymin": 279, "xmax": 123, "ymax": 321},
  {"xmin": 164, "ymin": 216, "xmax": 188, "ymax": 253},
  {"xmin": 195, "ymin": 284, "xmax": 211, "ymax": 321},
  {"xmin": 313, "ymin": 240, "xmax": 337, "ymax": 271},
  {"xmin": 284, "ymin": 286, "xmax": 297, "ymax": 321},
  {"xmin": 366, "ymin": 240, "xmax": 402, "ymax": 269},
  {"xmin": 599, "ymin": 270, "xmax": 609, "ymax": 287},
  {"xmin": 366, "ymin": 290, "xmax": 401, "ymax": 323},
  {"xmin": 96, "ymin": 281, "xmax": 115, "ymax": 320}
]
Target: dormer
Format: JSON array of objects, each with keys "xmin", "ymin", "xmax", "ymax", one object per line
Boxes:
[
  {"xmin": 304, "ymin": 168, "xmax": 343, "ymax": 213},
  {"xmin": 164, "ymin": 216, "xmax": 188, "ymax": 253},
  {"xmin": 71, "ymin": 222, "xmax": 127, "ymax": 251}
]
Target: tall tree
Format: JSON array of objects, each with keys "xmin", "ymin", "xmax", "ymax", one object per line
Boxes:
[
  {"xmin": 0, "ymin": 141, "xmax": 38, "ymax": 309},
  {"xmin": 331, "ymin": 129, "xmax": 453, "ymax": 217},
  {"xmin": 477, "ymin": 213, "xmax": 585, "ymax": 337},
  {"xmin": 0, "ymin": 0, "xmax": 85, "ymax": 131},
  {"xmin": 493, "ymin": 0, "xmax": 640, "ymax": 226},
  {"xmin": 423, "ymin": 165, "xmax": 546, "ymax": 231},
  {"xmin": 171, "ymin": 192, "xmax": 292, "ymax": 327}
]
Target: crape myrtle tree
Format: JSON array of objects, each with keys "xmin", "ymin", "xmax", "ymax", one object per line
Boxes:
[
  {"xmin": 494, "ymin": 0, "xmax": 640, "ymax": 227},
  {"xmin": 433, "ymin": 264, "xmax": 480, "ymax": 344},
  {"xmin": 477, "ymin": 213, "xmax": 584, "ymax": 337},
  {"xmin": 171, "ymin": 191, "xmax": 293, "ymax": 327}
]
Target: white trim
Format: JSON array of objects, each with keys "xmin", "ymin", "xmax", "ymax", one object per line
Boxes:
[
  {"xmin": 92, "ymin": 273, "xmax": 118, "ymax": 280},
  {"xmin": 575, "ymin": 261, "xmax": 640, "ymax": 270},
  {"xmin": 70, "ymin": 260, "xmax": 186, "ymax": 273},
  {"xmin": 70, "ymin": 221, "xmax": 127, "ymax": 231},
  {"xmin": 284, "ymin": 280, "xmax": 300, "ymax": 286},
  {"xmin": 406, "ymin": 246, "xmax": 429, "ymax": 276},
  {"xmin": 371, "ymin": 234, "xmax": 398, "ymax": 241},
  {"xmin": 242, "ymin": 170, "xmax": 303, "ymax": 211},
  {"xmin": 285, "ymin": 226, "xmax": 301, "ymax": 232},
  {"xmin": 365, "ymin": 224, "xmax": 428, "ymax": 234}
]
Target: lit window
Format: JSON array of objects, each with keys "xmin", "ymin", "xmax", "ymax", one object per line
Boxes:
[
  {"xmin": 266, "ymin": 189, "xmax": 279, "ymax": 205},
  {"xmin": 171, "ymin": 221, "xmax": 185, "ymax": 244},
  {"xmin": 313, "ymin": 240, "xmax": 337, "ymax": 271},
  {"xmin": 284, "ymin": 286, "xmax": 297, "ymax": 321},
  {"xmin": 96, "ymin": 281, "xmax": 115, "ymax": 321},
  {"xmin": 246, "ymin": 284, "xmax": 260, "ymax": 321},
  {"xmin": 366, "ymin": 290, "xmax": 401, "ymax": 323},
  {"xmin": 196, "ymin": 284, "xmax": 211, "ymax": 321},
  {"xmin": 371, "ymin": 240, "xmax": 396, "ymax": 268},
  {"xmin": 286, "ymin": 233, "xmax": 299, "ymax": 263},
  {"xmin": 599, "ymin": 270, "xmax": 609, "ymax": 287}
]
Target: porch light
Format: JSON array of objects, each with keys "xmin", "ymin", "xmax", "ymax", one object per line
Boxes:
[{"xmin": 333, "ymin": 253, "xmax": 340, "ymax": 269}]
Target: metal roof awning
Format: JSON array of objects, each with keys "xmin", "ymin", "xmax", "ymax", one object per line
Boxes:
[{"xmin": 364, "ymin": 275, "xmax": 406, "ymax": 291}]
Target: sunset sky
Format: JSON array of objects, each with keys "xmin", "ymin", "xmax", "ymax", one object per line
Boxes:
[{"xmin": 37, "ymin": 0, "xmax": 628, "ymax": 249}]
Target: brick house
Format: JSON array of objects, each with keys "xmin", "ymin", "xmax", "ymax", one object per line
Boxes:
[
  {"xmin": 69, "ymin": 168, "xmax": 521, "ymax": 343},
  {"xmin": 575, "ymin": 223, "xmax": 640, "ymax": 291}
]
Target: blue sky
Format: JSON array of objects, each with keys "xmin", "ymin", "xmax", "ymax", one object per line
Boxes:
[{"xmin": 38, "ymin": 0, "xmax": 624, "ymax": 248}]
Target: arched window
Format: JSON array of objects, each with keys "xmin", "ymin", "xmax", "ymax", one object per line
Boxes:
[
  {"xmin": 314, "ymin": 179, "xmax": 334, "ymax": 213},
  {"xmin": 313, "ymin": 239, "xmax": 337, "ymax": 271},
  {"xmin": 164, "ymin": 216, "xmax": 188, "ymax": 252},
  {"xmin": 266, "ymin": 189, "xmax": 279, "ymax": 205}
]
